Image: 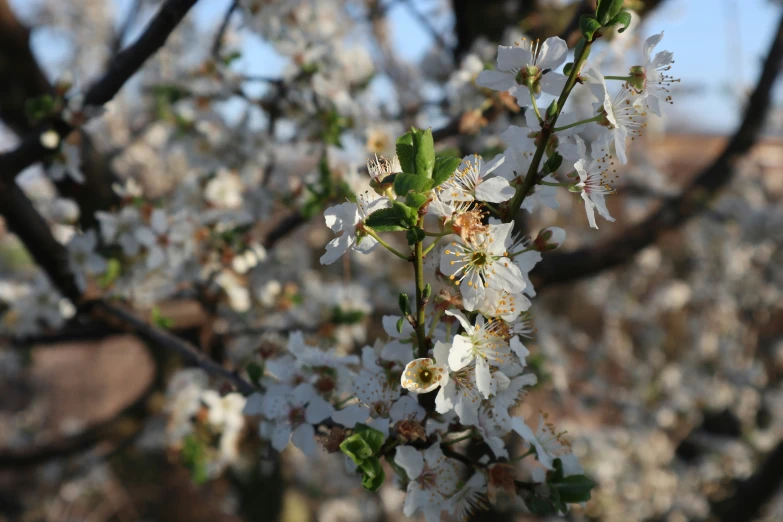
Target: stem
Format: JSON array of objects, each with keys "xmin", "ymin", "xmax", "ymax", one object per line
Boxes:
[
  {"xmin": 413, "ymin": 216, "xmax": 429, "ymax": 357},
  {"xmin": 422, "ymin": 237, "xmax": 442, "ymax": 257},
  {"xmin": 484, "ymin": 202, "xmax": 502, "ymax": 217},
  {"xmin": 539, "ymin": 180, "xmax": 571, "ymax": 187},
  {"xmin": 552, "ymin": 114, "xmax": 602, "ymax": 133},
  {"xmin": 529, "ymin": 85, "xmax": 543, "ymax": 123},
  {"xmin": 504, "ymin": 38, "xmax": 595, "ymax": 221},
  {"xmin": 364, "ymin": 228, "xmax": 409, "ymax": 260},
  {"xmin": 424, "ymin": 230, "xmax": 447, "ymax": 237},
  {"xmin": 604, "ymin": 75, "xmax": 632, "ymax": 81},
  {"xmin": 510, "ymin": 448, "xmax": 536, "ymax": 463},
  {"xmin": 507, "ymin": 247, "xmax": 533, "ymax": 258},
  {"xmin": 427, "ymin": 308, "xmax": 444, "ymax": 338}
]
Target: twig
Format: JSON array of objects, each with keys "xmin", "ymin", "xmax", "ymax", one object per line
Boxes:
[
  {"xmin": 533, "ymin": 12, "xmax": 783, "ymax": 291},
  {"xmin": 211, "ymin": 0, "xmax": 238, "ymax": 60},
  {"xmin": 110, "ymin": 0, "xmax": 142, "ymax": 56},
  {"xmin": 401, "ymin": 0, "xmax": 452, "ymax": 58},
  {"xmin": 95, "ymin": 300, "xmax": 256, "ymax": 395},
  {"xmin": 0, "ymin": 0, "xmax": 200, "ymax": 183}
]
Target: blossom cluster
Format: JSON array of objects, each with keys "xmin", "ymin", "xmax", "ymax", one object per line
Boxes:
[{"xmin": 0, "ymin": 0, "xmax": 684, "ymax": 519}]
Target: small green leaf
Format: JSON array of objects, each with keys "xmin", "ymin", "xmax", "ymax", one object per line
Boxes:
[
  {"xmin": 396, "ymin": 132, "xmax": 416, "ymax": 173},
  {"xmin": 406, "ymin": 227, "xmax": 426, "ymax": 245},
  {"xmin": 151, "ymin": 306, "xmax": 174, "ymax": 329},
  {"xmin": 396, "ymin": 317, "xmax": 405, "ymax": 334},
  {"xmin": 563, "ymin": 62, "xmax": 574, "ymax": 76},
  {"xmin": 546, "ymin": 100, "xmax": 558, "ymax": 120},
  {"xmin": 526, "ymin": 494, "xmax": 559, "ymax": 516},
  {"xmin": 422, "ymin": 283, "xmax": 432, "ymax": 301},
  {"xmin": 413, "ymin": 128, "xmax": 435, "ymax": 178},
  {"xmin": 543, "ymin": 152, "xmax": 563, "ymax": 174},
  {"xmin": 399, "ymin": 293, "xmax": 411, "ymax": 315},
  {"xmin": 392, "ymin": 201, "xmax": 419, "ymax": 228},
  {"xmin": 340, "ymin": 434, "xmax": 373, "ymax": 465},
  {"xmin": 99, "ymin": 258, "xmax": 122, "ymax": 288},
  {"xmin": 354, "ymin": 423, "xmax": 385, "ymax": 454},
  {"xmin": 359, "ymin": 456, "xmax": 383, "ymax": 478},
  {"xmin": 609, "ymin": 10, "xmax": 632, "ymax": 33},
  {"xmin": 246, "ymin": 362, "xmax": 264, "ymax": 388},
  {"xmin": 432, "ymin": 156, "xmax": 462, "ymax": 187},
  {"xmin": 574, "ymin": 38, "xmax": 591, "ymax": 63},
  {"xmin": 596, "ymin": 0, "xmax": 624, "ymax": 25},
  {"xmin": 393, "ymin": 173, "xmax": 434, "ymax": 197},
  {"xmin": 181, "ymin": 434, "xmax": 209, "ymax": 485},
  {"xmin": 405, "ymin": 192, "xmax": 429, "ymax": 210},
  {"xmin": 361, "ymin": 460, "xmax": 386, "ymax": 491},
  {"xmin": 550, "ymin": 474, "xmax": 597, "ymax": 503},
  {"xmin": 579, "ymin": 15, "xmax": 602, "ymax": 41},
  {"xmin": 365, "ymin": 208, "xmax": 408, "ymax": 231}
]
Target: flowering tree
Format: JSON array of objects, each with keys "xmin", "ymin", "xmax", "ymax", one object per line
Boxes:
[{"xmin": 1, "ymin": 0, "xmax": 782, "ymax": 519}]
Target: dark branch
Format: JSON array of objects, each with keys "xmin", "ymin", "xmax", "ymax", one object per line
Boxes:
[
  {"xmin": 532, "ymin": 12, "xmax": 783, "ymax": 291},
  {"xmin": 0, "ymin": 179, "xmax": 81, "ymax": 301},
  {"xmin": 94, "ymin": 301, "xmax": 256, "ymax": 395},
  {"xmin": 0, "ymin": 0, "xmax": 199, "ymax": 183},
  {"xmin": 110, "ymin": 0, "xmax": 142, "ymax": 57},
  {"xmin": 711, "ymin": 439, "xmax": 783, "ymax": 522},
  {"xmin": 211, "ymin": 0, "xmax": 238, "ymax": 60}
]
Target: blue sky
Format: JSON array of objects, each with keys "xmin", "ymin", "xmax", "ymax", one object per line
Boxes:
[{"xmin": 14, "ymin": 0, "xmax": 783, "ymax": 134}]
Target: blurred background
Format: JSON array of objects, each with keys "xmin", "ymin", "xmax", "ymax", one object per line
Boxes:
[{"xmin": 0, "ymin": 0, "xmax": 782, "ymax": 521}]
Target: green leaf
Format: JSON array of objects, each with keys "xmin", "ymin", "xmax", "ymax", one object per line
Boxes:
[
  {"xmin": 579, "ymin": 15, "xmax": 602, "ymax": 41},
  {"xmin": 331, "ymin": 306, "xmax": 366, "ymax": 325},
  {"xmin": 543, "ymin": 152, "xmax": 563, "ymax": 174},
  {"xmin": 609, "ymin": 10, "xmax": 632, "ymax": 33},
  {"xmin": 181, "ymin": 434, "xmax": 209, "ymax": 485},
  {"xmin": 246, "ymin": 362, "xmax": 264, "ymax": 388},
  {"xmin": 399, "ymin": 293, "xmax": 411, "ymax": 315},
  {"xmin": 405, "ymin": 192, "xmax": 429, "ymax": 210},
  {"xmin": 359, "ymin": 456, "xmax": 383, "ymax": 479},
  {"xmin": 151, "ymin": 306, "xmax": 174, "ymax": 329},
  {"xmin": 406, "ymin": 227, "xmax": 426, "ymax": 245},
  {"xmin": 361, "ymin": 460, "xmax": 386, "ymax": 491},
  {"xmin": 393, "ymin": 173, "xmax": 434, "ymax": 197},
  {"xmin": 596, "ymin": 0, "xmax": 624, "ymax": 25},
  {"xmin": 562, "ymin": 62, "xmax": 574, "ymax": 76},
  {"xmin": 526, "ymin": 494, "xmax": 559, "ymax": 516},
  {"xmin": 99, "ymin": 258, "xmax": 122, "ymax": 288},
  {"xmin": 413, "ymin": 128, "xmax": 435, "ymax": 178},
  {"xmin": 340, "ymin": 434, "xmax": 373, "ymax": 465},
  {"xmin": 432, "ymin": 155, "xmax": 462, "ymax": 187},
  {"xmin": 422, "ymin": 283, "xmax": 432, "ymax": 301},
  {"xmin": 550, "ymin": 474, "xmax": 597, "ymax": 503},
  {"xmin": 396, "ymin": 317, "xmax": 405, "ymax": 334},
  {"xmin": 574, "ymin": 38, "xmax": 591, "ymax": 63},
  {"xmin": 354, "ymin": 423, "xmax": 385, "ymax": 454},
  {"xmin": 392, "ymin": 201, "xmax": 419, "ymax": 228},
  {"xmin": 396, "ymin": 132, "xmax": 416, "ymax": 173},
  {"xmin": 365, "ymin": 208, "xmax": 408, "ymax": 232}
]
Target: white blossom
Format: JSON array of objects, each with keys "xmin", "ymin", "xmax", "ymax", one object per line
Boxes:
[
  {"xmin": 394, "ymin": 444, "xmax": 459, "ymax": 522},
  {"xmin": 440, "ymin": 223, "xmax": 525, "ymax": 311},
  {"xmin": 477, "ymin": 38, "xmax": 569, "ymax": 103},
  {"xmin": 320, "ymin": 192, "xmax": 391, "ymax": 265}
]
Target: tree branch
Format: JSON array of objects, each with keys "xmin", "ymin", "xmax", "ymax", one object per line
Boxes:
[
  {"xmin": 532, "ymin": 12, "xmax": 783, "ymax": 291},
  {"xmin": 0, "ymin": 0, "xmax": 199, "ymax": 183},
  {"xmin": 94, "ymin": 301, "xmax": 256, "ymax": 395},
  {"xmin": 211, "ymin": 0, "xmax": 238, "ymax": 60}
]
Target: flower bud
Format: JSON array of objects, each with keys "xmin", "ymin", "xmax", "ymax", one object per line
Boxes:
[
  {"xmin": 533, "ymin": 227, "xmax": 566, "ymax": 251},
  {"xmin": 628, "ymin": 65, "xmax": 647, "ymax": 92},
  {"xmin": 40, "ymin": 130, "xmax": 61, "ymax": 150}
]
